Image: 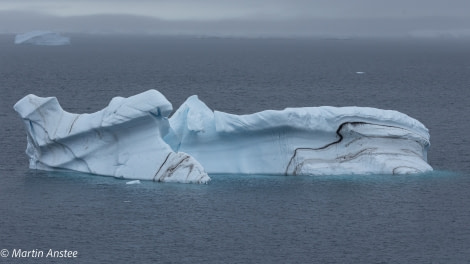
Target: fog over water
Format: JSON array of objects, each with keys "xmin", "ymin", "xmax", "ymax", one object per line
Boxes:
[{"xmin": 1, "ymin": 0, "xmax": 469, "ymax": 37}]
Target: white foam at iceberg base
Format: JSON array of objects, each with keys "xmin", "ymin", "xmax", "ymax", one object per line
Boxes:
[{"xmin": 13, "ymin": 90, "xmax": 210, "ymax": 184}]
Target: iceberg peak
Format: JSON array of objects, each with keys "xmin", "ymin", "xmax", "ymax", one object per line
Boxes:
[{"xmin": 14, "ymin": 90, "xmax": 210, "ymax": 184}]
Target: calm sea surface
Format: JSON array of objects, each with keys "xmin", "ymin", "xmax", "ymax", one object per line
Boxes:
[{"xmin": 1, "ymin": 35, "xmax": 470, "ymax": 263}]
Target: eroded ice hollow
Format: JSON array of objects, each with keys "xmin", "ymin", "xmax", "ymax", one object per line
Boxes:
[{"xmin": 14, "ymin": 90, "xmax": 432, "ymax": 183}]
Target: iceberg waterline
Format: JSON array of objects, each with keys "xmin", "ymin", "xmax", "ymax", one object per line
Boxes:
[{"xmin": 14, "ymin": 90, "xmax": 432, "ymax": 183}]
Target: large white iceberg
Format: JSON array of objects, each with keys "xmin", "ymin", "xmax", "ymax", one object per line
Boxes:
[
  {"xmin": 14, "ymin": 90, "xmax": 432, "ymax": 183},
  {"xmin": 14, "ymin": 31, "xmax": 70, "ymax": 46}
]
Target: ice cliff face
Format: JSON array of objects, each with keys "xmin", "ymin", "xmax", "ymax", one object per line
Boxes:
[
  {"xmin": 168, "ymin": 95, "xmax": 432, "ymax": 175},
  {"xmin": 14, "ymin": 90, "xmax": 432, "ymax": 183},
  {"xmin": 13, "ymin": 90, "xmax": 209, "ymax": 183},
  {"xmin": 14, "ymin": 31, "xmax": 70, "ymax": 46}
]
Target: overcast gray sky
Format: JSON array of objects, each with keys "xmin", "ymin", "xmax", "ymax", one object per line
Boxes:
[{"xmin": 1, "ymin": 0, "xmax": 469, "ymax": 37}]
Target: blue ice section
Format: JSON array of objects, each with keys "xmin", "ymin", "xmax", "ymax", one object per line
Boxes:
[{"xmin": 167, "ymin": 94, "xmax": 432, "ymax": 175}]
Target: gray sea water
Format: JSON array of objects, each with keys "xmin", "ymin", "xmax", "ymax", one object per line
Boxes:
[{"xmin": 1, "ymin": 35, "xmax": 470, "ymax": 263}]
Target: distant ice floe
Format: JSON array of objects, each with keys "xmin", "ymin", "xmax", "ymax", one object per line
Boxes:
[
  {"xmin": 14, "ymin": 31, "xmax": 70, "ymax": 46},
  {"xmin": 14, "ymin": 90, "xmax": 432, "ymax": 184},
  {"xmin": 126, "ymin": 180, "xmax": 141, "ymax": 185},
  {"xmin": 356, "ymin": 71, "xmax": 365, "ymax": 74}
]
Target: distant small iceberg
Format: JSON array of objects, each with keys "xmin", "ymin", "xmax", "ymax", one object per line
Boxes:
[{"xmin": 14, "ymin": 31, "xmax": 70, "ymax": 46}]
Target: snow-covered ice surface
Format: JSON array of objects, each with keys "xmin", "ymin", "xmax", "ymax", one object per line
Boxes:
[
  {"xmin": 13, "ymin": 90, "xmax": 209, "ymax": 183},
  {"xmin": 14, "ymin": 31, "xmax": 70, "ymax": 46},
  {"xmin": 14, "ymin": 90, "xmax": 432, "ymax": 183}
]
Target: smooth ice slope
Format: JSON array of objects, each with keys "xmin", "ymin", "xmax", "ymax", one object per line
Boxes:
[
  {"xmin": 14, "ymin": 90, "xmax": 209, "ymax": 183},
  {"xmin": 168, "ymin": 95, "xmax": 432, "ymax": 175},
  {"xmin": 15, "ymin": 31, "xmax": 70, "ymax": 46}
]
